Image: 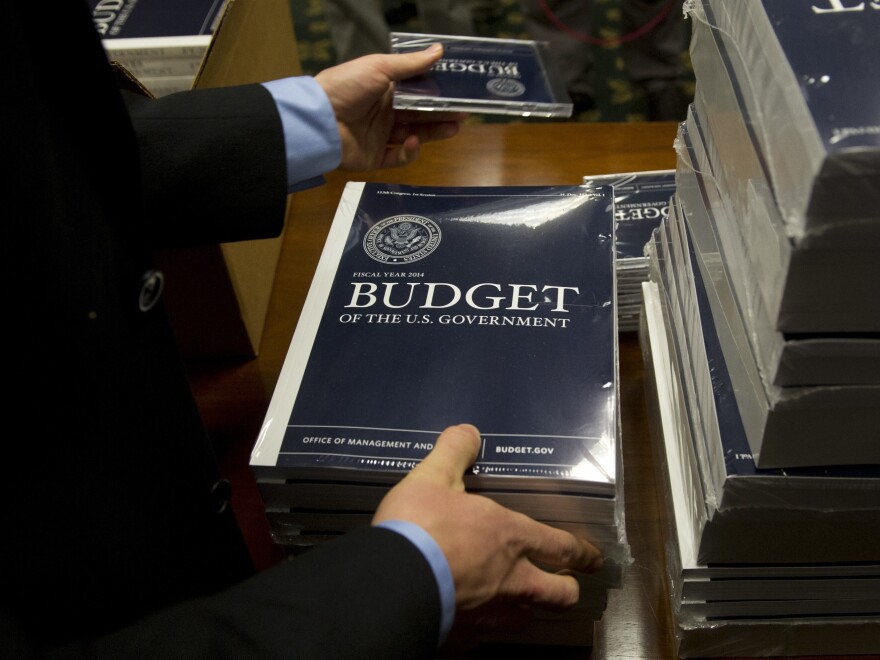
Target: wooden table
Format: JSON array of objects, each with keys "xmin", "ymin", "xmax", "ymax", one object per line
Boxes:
[{"xmin": 187, "ymin": 120, "xmax": 681, "ymax": 659}]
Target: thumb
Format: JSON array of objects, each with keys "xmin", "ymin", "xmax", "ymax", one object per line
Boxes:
[
  {"xmin": 381, "ymin": 43, "xmax": 444, "ymax": 82},
  {"xmin": 409, "ymin": 423, "xmax": 481, "ymax": 489}
]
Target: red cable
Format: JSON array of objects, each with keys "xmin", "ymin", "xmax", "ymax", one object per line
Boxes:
[{"xmin": 537, "ymin": 0, "xmax": 678, "ymax": 46}]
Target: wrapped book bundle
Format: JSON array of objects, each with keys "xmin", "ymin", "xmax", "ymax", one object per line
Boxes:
[
  {"xmin": 677, "ymin": 0, "xmax": 880, "ymax": 468},
  {"xmin": 641, "ymin": 276, "xmax": 880, "ymax": 657},
  {"xmin": 685, "ymin": 0, "xmax": 880, "ymax": 335},
  {"xmin": 582, "ymin": 170, "xmax": 676, "ymax": 333},
  {"xmin": 251, "ymin": 181, "xmax": 631, "ymax": 646},
  {"xmin": 636, "ymin": 2, "xmax": 880, "ymax": 651}
]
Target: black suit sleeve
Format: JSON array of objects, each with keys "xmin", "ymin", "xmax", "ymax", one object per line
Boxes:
[
  {"xmin": 6, "ymin": 528, "xmax": 441, "ymax": 660},
  {"xmin": 123, "ymin": 84, "xmax": 290, "ymax": 249},
  {"xmin": 99, "ymin": 527, "xmax": 443, "ymax": 659}
]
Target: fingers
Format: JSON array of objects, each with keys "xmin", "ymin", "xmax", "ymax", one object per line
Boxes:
[
  {"xmin": 493, "ymin": 527, "xmax": 604, "ymax": 611},
  {"xmin": 408, "ymin": 424, "xmax": 481, "ymax": 488},
  {"xmin": 497, "ymin": 512, "xmax": 603, "ymax": 610},
  {"xmin": 515, "ymin": 568, "xmax": 580, "ymax": 608},
  {"xmin": 513, "ymin": 513, "xmax": 604, "ymax": 575},
  {"xmin": 500, "ymin": 559, "xmax": 583, "ymax": 609},
  {"xmin": 380, "ymin": 42, "xmax": 444, "ymax": 82}
]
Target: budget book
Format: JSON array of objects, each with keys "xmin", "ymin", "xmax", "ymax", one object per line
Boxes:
[{"xmin": 251, "ymin": 182, "xmax": 619, "ymax": 498}]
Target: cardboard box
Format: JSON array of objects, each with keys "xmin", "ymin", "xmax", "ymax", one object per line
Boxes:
[{"xmin": 150, "ymin": 0, "xmax": 302, "ymax": 356}]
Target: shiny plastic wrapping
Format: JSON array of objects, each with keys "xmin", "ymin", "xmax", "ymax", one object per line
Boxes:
[
  {"xmin": 582, "ymin": 170, "xmax": 676, "ymax": 333},
  {"xmin": 253, "ymin": 182, "xmax": 620, "ymax": 490},
  {"xmin": 640, "ymin": 279, "xmax": 880, "ymax": 657},
  {"xmin": 675, "ymin": 119, "xmax": 880, "ymax": 468},
  {"xmin": 672, "ymin": 619, "xmax": 880, "ymax": 660},
  {"xmin": 390, "ymin": 32, "xmax": 573, "ymax": 118},
  {"xmin": 682, "ymin": 102, "xmax": 880, "ymax": 384},
  {"xmin": 644, "ymin": 211, "xmax": 880, "ymax": 560},
  {"xmin": 686, "ymin": 0, "xmax": 880, "ymax": 238},
  {"xmin": 251, "ymin": 182, "xmax": 632, "ymax": 643},
  {"xmin": 686, "ymin": 2, "xmax": 880, "ymax": 336}
]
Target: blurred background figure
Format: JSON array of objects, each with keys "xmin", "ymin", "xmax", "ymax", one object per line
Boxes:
[
  {"xmin": 518, "ymin": 0, "xmax": 692, "ymax": 120},
  {"xmin": 322, "ymin": 0, "xmax": 477, "ymax": 62}
]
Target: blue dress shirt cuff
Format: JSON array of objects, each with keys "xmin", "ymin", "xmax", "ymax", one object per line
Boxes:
[
  {"xmin": 260, "ymin": 76, "xmax": 341, "ymax": 192},
  {"xmin": 374, "ymin": 519, "xmax": 455, "ymax": 645}
]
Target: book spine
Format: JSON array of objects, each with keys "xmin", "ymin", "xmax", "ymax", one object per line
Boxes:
[
  {"xmin": 104, "ymin": 45, "xmax": 208, "ymax": 60},
  {"xmin": 110, "ymin": 56, "xmax": 204, "ymax": 77},
  {"xmin": 102, "ymin": 37, "xmax": 210, "ymax": 60}
]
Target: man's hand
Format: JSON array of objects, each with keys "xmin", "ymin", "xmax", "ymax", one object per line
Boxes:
[
  {"xmin": 372, "ymin": 424, "xmax": 604, "ymax": 616},
  {"xmin": 315, "ymin": 44, "xmax": 467, "ymax": 170}
]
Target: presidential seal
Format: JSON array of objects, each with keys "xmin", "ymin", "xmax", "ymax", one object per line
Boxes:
[
  {"xmin": 486, "ymin": 78, "xmax": 526, "ymax": 98},
  {"xmin": 363, "ymin": 215, "xmax": 441, "ymax": 263}
]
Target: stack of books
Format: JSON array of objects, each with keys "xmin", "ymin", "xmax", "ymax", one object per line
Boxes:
[
  {"xmin": 582, "ymin": 170, "xmax": 676, "ymax": 333},
  {"xmin": 684, "ymin": 0, "xmax": 880, "ymax": 468},
  {"xmin": 640, "ymin": 0, "xmax": 880, "ymax": 654},
  {"xmin": 89, "ymin": 0, "xmax": 229, "ymax": 97},
  {"xmin": 251, "ymin": 181, "xmax": 630, "ymax": 646},
  {"xmin": 641, "ymin": 270, "xmax": 880, "ymax": 657}
]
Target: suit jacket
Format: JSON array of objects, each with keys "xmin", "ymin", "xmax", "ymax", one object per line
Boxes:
[{"xmin": 1, "ymin": 3, "xmax": 440, "ymax": 658}]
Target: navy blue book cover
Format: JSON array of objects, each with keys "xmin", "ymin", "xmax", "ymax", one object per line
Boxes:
[
  {"xmin": 391, "ymin": 33, "xmax": 572, "ymax": 117},
  {"xmin": 252, "ymin": 182, "xmax": 617, "ymax": 495},
  {"xmin": 583, "ymin": 171, "xmax": 675, "ymax": 261},
  {"xmin": 758, "ymin": 0, "xmax": 880, "ymax": 157},
  {"xmin": 680, "ymin": 211, "xmax": 880, "ymax": 498},
  {"xmin": 89, "ymin": 0, "xmax": 226, "ymax": 40}
]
